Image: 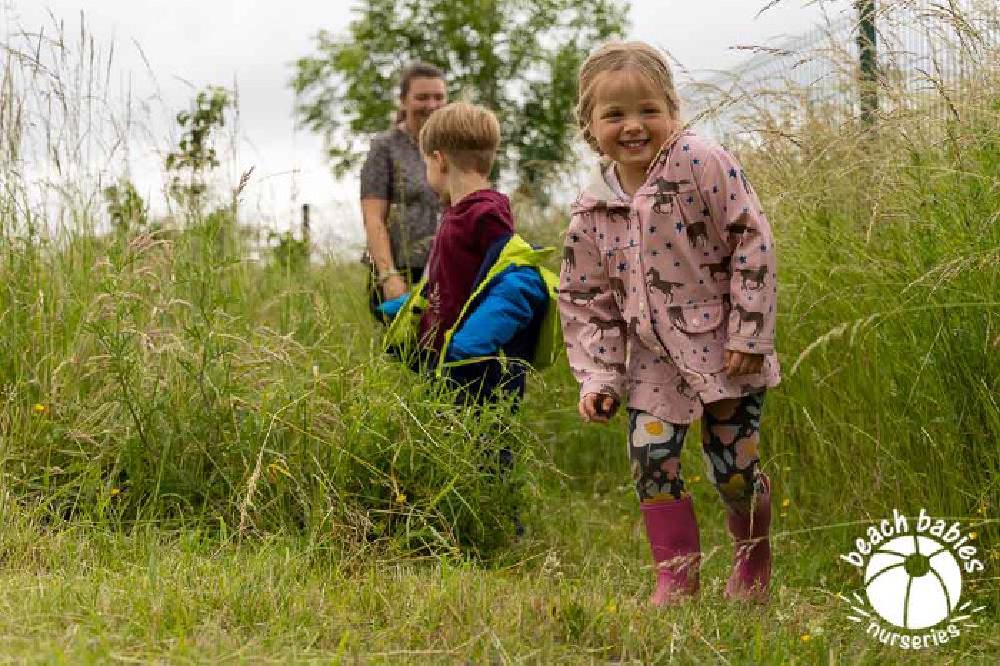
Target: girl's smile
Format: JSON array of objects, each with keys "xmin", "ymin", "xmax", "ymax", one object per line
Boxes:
[{"xmin": 589, "ymin": 69, "xmax": 677, "ymax": 193}]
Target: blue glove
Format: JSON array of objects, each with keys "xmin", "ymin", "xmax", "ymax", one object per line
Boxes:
[{"xmin": 377, "ymin": 294, "xmax": 409, "ymax": 319}]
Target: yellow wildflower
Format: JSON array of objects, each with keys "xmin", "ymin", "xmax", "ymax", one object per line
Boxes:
[
  {"xmin": 801, "ymin": 634, "xmax": 811, "ymax": 642},
  {"xmin": 33, "ymin": 403, "xmax": 47, "ymax": 414},
  {"xmin": 781, "ymin": 498, "xmax": 791, "ymax": 508},
  {"xmin": 969, "ymin": 531, "xmax": 977, "ymax": 540},
  {"xmin": 110, "ymin": 487, "xmax": 121, "ymax": 497}
]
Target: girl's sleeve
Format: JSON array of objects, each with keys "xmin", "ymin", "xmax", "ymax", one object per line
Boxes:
[
  {"xmin": 558, "ymin": 211, "xmax": 626, "ymax": 401},
  {"xmin": 696, "ymin": 145, "xmax": 777, "ymax": 355}
]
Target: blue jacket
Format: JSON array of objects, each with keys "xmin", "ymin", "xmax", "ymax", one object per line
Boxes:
[{"xmin": 379, "ymin": 234, "xmax": 549, "ymax": 404}]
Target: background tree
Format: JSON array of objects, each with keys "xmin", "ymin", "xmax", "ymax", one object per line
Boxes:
[
  {"xmin": 165, "ymin": 86, "xmax": 231, "ymax": 216},
  {"xmin": 102, "ymin": 179, "xmax": 148, "ymax": 234},
  {"xmin": 292, "ymin": 0, "xmax": 628, "ymax": 200}
]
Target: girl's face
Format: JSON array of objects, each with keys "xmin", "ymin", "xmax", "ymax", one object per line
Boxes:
[
  {"xmin": 589, "ymin": 69, "xmax": 676, "ymax": 175},
  {"xmin": 401, "ymin": 77, "xmax": 447, "ymax": 135}
]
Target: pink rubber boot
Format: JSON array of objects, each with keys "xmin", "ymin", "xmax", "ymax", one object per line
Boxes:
[
  {"xmin": 724, "ymin": 474, "xmax": 772, "ymax": 602},
  {"xmin": 640, "ymin": 494, "xmax": 701, "ymax": 606}
]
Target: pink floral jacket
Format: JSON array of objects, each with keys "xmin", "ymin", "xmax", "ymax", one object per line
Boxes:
[{"xmin": 558, "ymin": 131, "xmax": 781, "ymax": 424}]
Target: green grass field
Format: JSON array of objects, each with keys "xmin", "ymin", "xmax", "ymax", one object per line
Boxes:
[{"xmin": 2, "ymin": 33, "xmax": 1000, "ymax": 666}]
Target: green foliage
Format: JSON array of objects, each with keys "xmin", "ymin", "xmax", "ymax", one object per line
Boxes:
[
  {"xmin": 102, "ymin": 179, "xmax": 148, "ymax": 234},
  {"xmin": 165, "ymin": 86, "xmax": 232, "ymax": 213},
  {"xmin": 0, "ymin": 207, "xmax": 533, "ymax": 557},
  {"xmin": 291, "ymin": 0, "xmax": 628, "ymax": 196},
  {"xmin": 267, "ymin": 230, "xmax": 310, "ymax": 272}
]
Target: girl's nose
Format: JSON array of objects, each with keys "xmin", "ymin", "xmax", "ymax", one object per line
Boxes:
[{"xmin": 623, "ymin": 117, "xmax": 643, "ymax": 133}]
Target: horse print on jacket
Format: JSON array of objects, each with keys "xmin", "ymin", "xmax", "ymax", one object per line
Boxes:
[
  {"xmin": 558, "ymin": 131, "xmax": 780, "ymax": 425},
  {"xmin": 738, "ymin": 265, "xmax": 768, "ymax": 291},
  {"xmin": 646, "ymin": 267, "xmax": 683, "ymax": 302},
  {"xmin": 651, "ymin": 177, "xmax": 691, "ymax": 215},
  {"xmin": 732, "ymin": 303, "xmax": 765, "ymax": 336},
  {"xmin": 589, "ymin": 316, "xmax": 627, "ymax": 340},
  {"xmin": 563, "ymin": 245, "xmax": 576, "ymax": 271}
]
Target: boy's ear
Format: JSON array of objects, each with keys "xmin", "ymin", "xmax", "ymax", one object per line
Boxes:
[{"xmin": 432, "ymin": 150, "xmax": 448, "ymax": 173}]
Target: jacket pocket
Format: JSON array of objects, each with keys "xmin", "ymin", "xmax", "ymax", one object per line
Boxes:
[
  {"xmin": 673, "ymin": 300, "xmax": 725, "ymax": 333},
  {"xmin": 660, "ymin": 300, "xmax": 728, "ymax": 373}
]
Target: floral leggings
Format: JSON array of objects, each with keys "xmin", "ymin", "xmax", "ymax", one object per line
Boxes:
[{"xmin": 627, "ymin": 392, "xmax": 766, "ymax": 510}]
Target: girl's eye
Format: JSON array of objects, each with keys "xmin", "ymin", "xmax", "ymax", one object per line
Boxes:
[
  {"xmin": 603, "ymin": 111, "xmax": 623, "ymax": 119},
  {"xmin": 642, "ymin": 108, "xmax": 661, "ymax": 115}
]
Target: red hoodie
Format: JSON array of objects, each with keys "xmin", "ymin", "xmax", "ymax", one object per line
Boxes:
[{"xmin": 419, "ymin": 189, "xmax": 515, "ymax": 352}]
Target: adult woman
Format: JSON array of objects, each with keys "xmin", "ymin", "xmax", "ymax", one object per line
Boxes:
[{"xmin": 359, "ymin": 62, "xmax": 447, "ymax": 317}]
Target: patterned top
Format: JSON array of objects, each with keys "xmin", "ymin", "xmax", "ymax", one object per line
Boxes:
[
  {"xmin": 558, "ymin": 131, "xmax": 781, "ymax": 424},
  {"xmin": 359, "ymin": 126, "xmax": 441, "ymax": 269}
]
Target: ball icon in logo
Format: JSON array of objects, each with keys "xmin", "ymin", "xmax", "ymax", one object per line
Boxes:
[{"xmin": 864, "ymin": 535, "xmax": 962, "ymax": 630}]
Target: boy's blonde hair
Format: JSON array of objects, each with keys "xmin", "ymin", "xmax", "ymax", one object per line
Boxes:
[
  {"xmin": 419, "ymin": 102, "xmax": 501, "ymax": 176},
  {"xmin": 576, "ymin": 41, "xmax": 682, "ymax": 153}
]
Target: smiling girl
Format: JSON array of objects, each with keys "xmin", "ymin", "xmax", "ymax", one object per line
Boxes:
[{"xmin": 558, "ymin": 41, "xmax": 781, "ymax": 605}]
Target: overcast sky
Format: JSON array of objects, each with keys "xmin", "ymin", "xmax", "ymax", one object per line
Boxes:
[{"xmin": 6, "ymin": 0, "xmax": 852, "ymax": 247}]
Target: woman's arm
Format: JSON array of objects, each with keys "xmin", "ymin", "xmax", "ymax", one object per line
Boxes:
[
  {"xmin": 360, "ymin": 134, "xmax": 408, "ymax": 299},
  {"xmin": 361, "ymin": 197, "xmax": 394, "ymax": 275},
  {"xmin": 361, "ymin": 198, "xmax": 407, "ymax": 300}
]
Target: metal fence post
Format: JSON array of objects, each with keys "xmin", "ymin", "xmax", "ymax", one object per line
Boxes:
[
  {"xmin": 301, "ymin": 203, "xmax": 311, "ymax": 248},
  {"xmin": 857, "ymin": 0, "xmax": 878, "ymax": 124}
]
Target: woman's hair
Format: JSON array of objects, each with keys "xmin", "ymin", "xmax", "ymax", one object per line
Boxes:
[
  {"xmin": 396, "ymin": 61, "xmax": 446, "ymax": 123},
  {"xmin": 575, "ymin": 41, "xmax": 681, "ymax": 152},
  {"xmin": 419, "ymin": 102, "xmax": 501, "ymax": 176}
]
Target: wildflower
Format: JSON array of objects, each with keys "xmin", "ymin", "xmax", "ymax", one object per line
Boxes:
[
  {"xmin": 32, "ymin": 403, "xmax": 47, "ymax": 414},
  {"xmin": 690, "ymin": 475, "xmax": 701, "ymax": 483},
  {"xmin": 781, "ymin": 498, "xmax": 791, "ymax": 508},
  {"xmin": 110, "ymin": 487, "xmax": 121, "ymax": 497},
  {"xmin": 969, "ymin": 531, "xmax": 977, "ymax": 540},
  {"xmin": 605, "ymin": 600, "xmax": 617, "ymax": 614},
  {"xmin": 801, "ymin": 634, "xmax": 811, "ymax": 642},
  {"xmin": 395, "ymin": 492, "xmax": 407, "ymax": 504}
]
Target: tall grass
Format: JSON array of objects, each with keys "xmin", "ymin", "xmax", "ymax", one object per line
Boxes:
[
  {"xmin": 0, "ymin": 17, "xmax": 532, "ymax": 560},
  {"xmin": 0, "ymin": 5, "xmax": 998, "ymax": 662},
  {"xmin": 739, "ymin": 68, "xmax": 1000, "ymax": 532}
]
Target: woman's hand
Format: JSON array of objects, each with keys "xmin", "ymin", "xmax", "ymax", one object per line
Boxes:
[
  {"xmin": 724, "ymin": 350, "xmax": 764, "ymax": 376},
  {"xmin": 382, "ymin": 275, "xmax": 409, "ymax": 300},
  {"xmin": 579, "ymin": 393, "xmax": 619, "ymax": 423}
]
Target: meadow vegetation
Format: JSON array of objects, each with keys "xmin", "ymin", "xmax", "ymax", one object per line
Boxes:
[{"xmin": 1, "ymin": 7, "xmax": 999, "ymax": 664}]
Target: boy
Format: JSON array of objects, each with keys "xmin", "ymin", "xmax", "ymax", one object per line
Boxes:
[{"xmin": 380, "ymin": 102, "xmax": 558, "ymax": 405}]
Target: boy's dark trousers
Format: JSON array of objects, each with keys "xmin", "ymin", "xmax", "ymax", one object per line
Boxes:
[{"xmin": 443, "ymin": 360, "xmax": 526, "ymax": 536}]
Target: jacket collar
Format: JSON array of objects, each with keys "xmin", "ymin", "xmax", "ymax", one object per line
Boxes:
[{"xmin": 571, "ymin": 128, "xmax": 691, "ymax": 214}]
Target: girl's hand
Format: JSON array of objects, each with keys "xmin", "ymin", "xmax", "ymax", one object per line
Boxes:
[
  {"xmin": 579, "ymin": 393, "xmax": 619, "ymax": 423},
  {"xmin": 724, "ymin": 350, "xmax": 764, "ymax": 376}
]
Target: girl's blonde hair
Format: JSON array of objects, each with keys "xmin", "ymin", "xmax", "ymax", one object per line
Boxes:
[{"xmin": 575, "ymin": 41, "xmax": 682, "ymax": 153}]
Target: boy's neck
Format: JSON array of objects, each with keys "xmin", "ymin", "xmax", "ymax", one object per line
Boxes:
[{"xmin": 446, "ymin": 171, "xmax": 492, "ymax": 206}]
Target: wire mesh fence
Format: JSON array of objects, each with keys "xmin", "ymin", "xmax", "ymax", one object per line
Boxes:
[{"xmin": 681, "ymin": 0, "xmax": 1000, "ymax": 141}]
